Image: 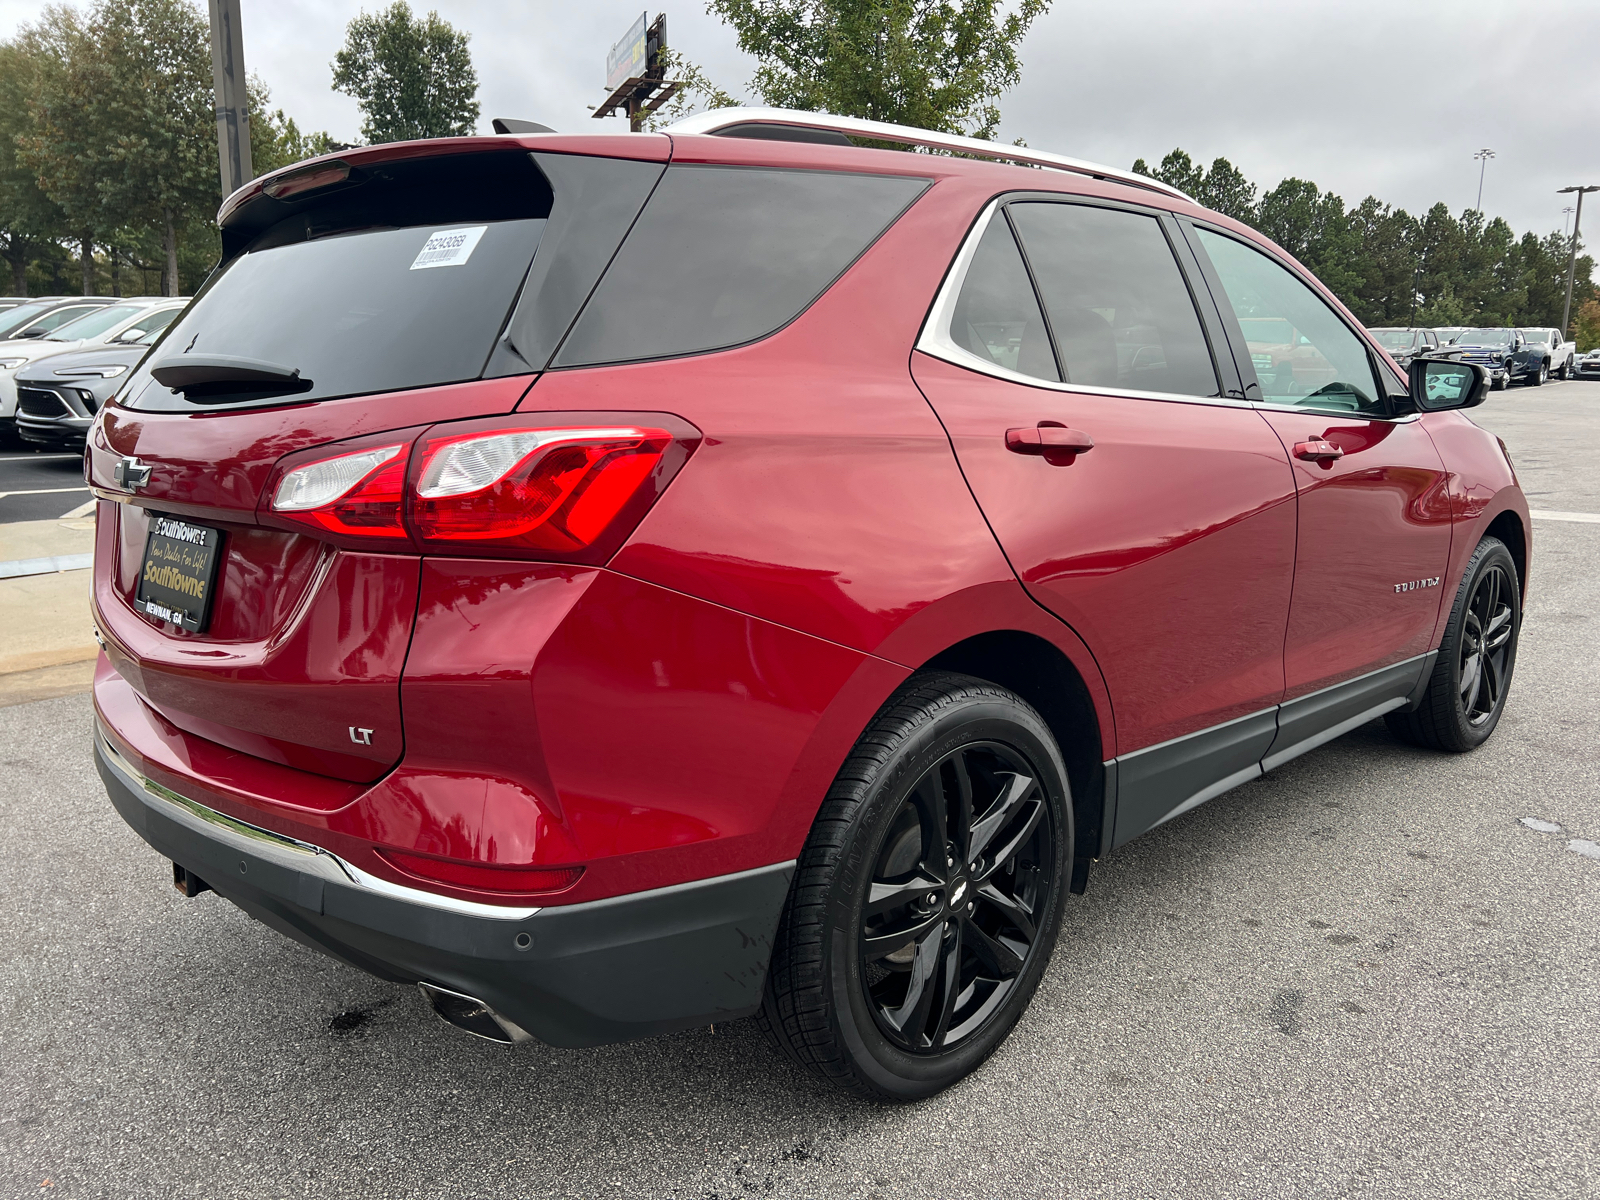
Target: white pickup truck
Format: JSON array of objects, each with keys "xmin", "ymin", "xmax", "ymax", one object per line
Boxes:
[{"xmin": 1518, "ymin": 327, "xmax": 1577, "ymax": 383}]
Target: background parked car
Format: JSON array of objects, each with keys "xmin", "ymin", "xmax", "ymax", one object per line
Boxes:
[
  {"xmin": 1450, "ymin": 328, "xmax": 1527, "ymax": 389},
  {"xmin": 1434, "ymin": 326, "xmax": 1468, "ymax": 345},
  {"xmin": 1517, "ymin": 327, "xmax": 1576, "ymax": 381},
  {"xmin": 15, "ymin": 339, "xmax": 156, "ymax": 450},
  {"xmin": 0, "ymin": 297, "xmax": 185, "ymax": 441},
  {"xmin": 1368, "ymin": 326, "xmax": 1441, "ymax": 366},
  {"xmin": 0, "ymin": 296, "xmax": 112, "ymax": 342},
  {"xmin": 0, "ymin": 297, "xmax": 27, "ymax": 316},
  {"xmin": 1575, "ymin": 349, "xmax": 1600, "ymax": 379}
]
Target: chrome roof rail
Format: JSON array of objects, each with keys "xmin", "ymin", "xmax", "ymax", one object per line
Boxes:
[{"xmin": 665, "ymin": 106, "xmax": 1195, "ymax": 204}]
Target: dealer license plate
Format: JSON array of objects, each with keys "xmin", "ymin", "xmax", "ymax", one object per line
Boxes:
[{"xmin": 136, "ymin": 515, "xmax": 223, "ymax": 633}]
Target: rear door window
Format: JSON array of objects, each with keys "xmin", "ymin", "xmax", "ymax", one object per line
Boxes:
[
  {"xmin": 553, "ymin": 165, "xmax": 929, "ymax": 367},
  {"xmin": 1007, "ymin": 202, "xmax": 1220, "ymax": 397}
]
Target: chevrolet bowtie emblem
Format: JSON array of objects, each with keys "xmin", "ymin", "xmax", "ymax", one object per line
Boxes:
[{"xmin": 112, "ymin": 456, "xmax": 153, "ymax": 493}]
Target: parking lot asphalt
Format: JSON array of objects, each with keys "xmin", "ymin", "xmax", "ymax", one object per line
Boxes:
[
  {"xmin": 0, "ymin": 449, "xmax": 90, "ymax": 524},
  {"xmin": 1, "ymin": 384, "xmax": 1596, "ymax": 1199}
]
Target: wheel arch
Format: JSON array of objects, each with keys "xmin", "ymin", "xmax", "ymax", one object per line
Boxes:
[
  {"xmin": 1485, "ymin": 508, "xmax": 1527, "ymax": 598},
  {"xmin": 922, "ymin": 629, "xmax": 1110, "ymax": 887}
]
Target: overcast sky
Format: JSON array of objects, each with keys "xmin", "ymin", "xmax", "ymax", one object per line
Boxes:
[{"xmin": 3, "ymin": 0, "xmax": 1597, "ymax": 239}]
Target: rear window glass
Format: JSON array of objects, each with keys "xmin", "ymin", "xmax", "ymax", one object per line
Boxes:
[
  {"xmin": 553, "ymin": 165, "xmax": 929, "ymax": 367},
  {"xmin": 124, "ymin": 150, "xmax": 552, "ymax": 411},
  {"xmin": 126, "ymin": 221, "xmax": 543, "ymax": 410}
]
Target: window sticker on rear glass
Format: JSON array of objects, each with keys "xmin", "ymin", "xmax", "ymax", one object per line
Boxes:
[{"xmin": 410, "ymin": 225, "xmax": 488, "ymax": 271}]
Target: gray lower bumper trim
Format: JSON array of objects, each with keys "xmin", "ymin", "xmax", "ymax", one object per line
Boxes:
[{"xmin": 96, "ymin": 732, "xmax": 796, "ymax": 1047}]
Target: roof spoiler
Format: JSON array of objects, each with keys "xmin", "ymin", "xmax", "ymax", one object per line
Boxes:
[
  {"xmin": 492, "ymin": 118, "xmax": 556, "ymax": 135},
  {"xmin": 665, "ymin": 107, "xmax": 1194, "ymax": 204}
]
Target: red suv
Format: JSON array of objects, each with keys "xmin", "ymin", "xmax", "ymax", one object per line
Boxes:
[{"xmin": 89, "ymin": 109, "xmax": 1527, "ymax": 1101}]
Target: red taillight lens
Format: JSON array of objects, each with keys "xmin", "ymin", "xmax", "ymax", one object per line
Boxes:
[
  {"xmin": 267, "ymin": 441, "xmax": 411, "ymax": 542},
  {"xmin": 378, "ymin": 850, "xmax": 583, "ymax": 898},
  {"xmin": 408, "ymin": 422, "xmax": 679, "ymax": 559},
  {"xmin": 260, "ymin": 412, "xmax": 699, "ymax": 559}
]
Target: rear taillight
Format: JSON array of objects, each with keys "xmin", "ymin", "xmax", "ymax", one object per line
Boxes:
[
  {"xmin": 410, "ymin": 424, "xmax": 671, "ymax": 555},
  {"xmin": 268, "ymin": 440, "xmax": 411, "ymax": 543},
  {"xmin": 262, "ymin": 412, "xmax": 699, "ymax": 561}
]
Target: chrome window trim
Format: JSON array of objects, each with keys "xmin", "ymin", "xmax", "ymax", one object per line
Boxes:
[
  {"xmin": 915, "ymin": 199, "xmax": 1259, "ymax": 413},
  {"xmin": 97, "ymin": 726, "xmax": 544, "ymax": 920}
]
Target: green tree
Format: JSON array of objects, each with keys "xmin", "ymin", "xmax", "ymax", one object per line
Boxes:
[
  {"xmin": 1195, "ymin": 157, "xmax": 1256, "ymax": 225},
  {"xmin": 91, "ymin": 0, "xmax": 219, "ymax": 295},
  {"xmin": 705, "ymin": 0, "xmax": 1051, "ymax": 138},
  {"xmin": 13, "ymin": 6, "xmax": 107, "ymax": 295},
  {"xmin": 1573, "ymin": 297, "xmax": 1600, "ymax": 352},
  {"xmin": 0, "ymin": 36, "xmax": 67, "ymax": 294},
  {"xmin": 250, "ymin": 77, "xmax": 340, "ymax": 176},
  {"xmin": 332, "ymin": 2, "xmax": 480, "ymax": 143}
]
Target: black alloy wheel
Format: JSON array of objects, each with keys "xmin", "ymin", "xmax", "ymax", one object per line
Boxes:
[
  {"xmin": 759, "ymin": 673, "xmax": 1071, "ymax": 1101},
  {"xmin": 859, "ymin": 740, "xmax": 1052, "ymax": 1054},
  {"xmin": 1457, "ymin": 561, "xmax": 1516, "ymax": 727},
  {"xmin": 1387, "ymin": 536, "xmax": 1521, "ymax": 752}
]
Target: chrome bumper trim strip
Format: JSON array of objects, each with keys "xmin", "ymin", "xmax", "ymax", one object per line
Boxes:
[{"xmin": 96, "ymin": 727, "xmax": 543, "ymax": 920}]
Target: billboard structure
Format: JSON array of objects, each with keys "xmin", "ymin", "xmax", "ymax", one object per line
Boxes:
[{"xmin": 593, "ymin": 12, "xmax": 679, "ymax": 132}]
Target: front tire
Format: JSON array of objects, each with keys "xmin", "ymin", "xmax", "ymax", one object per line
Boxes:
[
  {"xmin": 1532, "ymin": 361, "xmax": 1547, "ymax": 387},
  {"xmin": 1386, "ymin": 536, "xmax": 1520, "ymax": 752},
  {"xmin": 758, "ymin": 672, "xmax": 1071, "ymax": 1102}
]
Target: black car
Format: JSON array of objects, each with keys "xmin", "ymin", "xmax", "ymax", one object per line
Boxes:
[
  {"xmin": 1450, "ymin": 328, "xmax": 1531, "ymax": 390},
  {"xmin": 15, "ymin": 344, "xmax": 146, "ymax": 450},
  {"xmin": 1368, "ymin": 326, "xmax": 1441, "ymax": 366}
]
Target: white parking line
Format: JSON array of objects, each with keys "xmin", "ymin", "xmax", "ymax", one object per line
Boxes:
[
  {"xmin": 1529, "ymin": 510, "xmax": 1600, "ymax": 524},
  {"xmin": 0, "ymin": 487, "xmax": 89, "ymax": 498},
  {"xmin": 0, "ymin": 454, "xmax": 80, "ymax": 462}
]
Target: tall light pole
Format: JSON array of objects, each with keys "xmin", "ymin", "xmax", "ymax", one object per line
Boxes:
[
  {"xmin": 1558, "ymin": 186, "xmax": 1598, "ymax": 338},
  {"xmin": 207, "ymin": 0, "xmax": 252, "ymax": 199},
  {"xmin": 1473, "ymin": 148, "xmax": 1495, "ymax": 213}
]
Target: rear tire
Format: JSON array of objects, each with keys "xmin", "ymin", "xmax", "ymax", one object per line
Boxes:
[
  {"xmin": 1558, "ymin": 360, "xmax": 1571, "ymax": 381},
  {"xmin": 758, "ymin": 672, "xmax": 1071, "ymax": 1102},
  {"xmin": 1386, "ymin": 536, "xmax": 1520, "ymax": 752}
]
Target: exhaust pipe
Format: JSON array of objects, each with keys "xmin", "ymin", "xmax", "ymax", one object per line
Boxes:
[{"xmin": 418, "ymin": 982, "xmax": 533, "ymax": 1045}]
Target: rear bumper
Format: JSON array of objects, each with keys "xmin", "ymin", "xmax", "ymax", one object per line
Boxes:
[{"xmin": 96, "ymin": 727, "xmax": 793, "ymax": 1047}]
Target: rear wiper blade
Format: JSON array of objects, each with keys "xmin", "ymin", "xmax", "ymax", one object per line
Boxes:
[{"xmin": 149, "ymin": 354, "xmax": 312, "ymax": 401}]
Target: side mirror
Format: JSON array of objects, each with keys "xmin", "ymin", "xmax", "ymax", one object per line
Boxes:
[{"xmin": 1409, "ymin": 356, "xmax": 1487, "ymax": 411}]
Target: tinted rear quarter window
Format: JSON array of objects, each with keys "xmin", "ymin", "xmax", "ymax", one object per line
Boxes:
[
  {"xmin": 949, "ymin": 214, "xmax": 1059, "ymax": 381},
  {"xmin": 553, "ymin": 165, "xmax": 929, "ymax": 367}
]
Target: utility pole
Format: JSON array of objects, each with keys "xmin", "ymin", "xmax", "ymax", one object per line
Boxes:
[
  {"xmin": 207, "ymin": 0, "xmax": 253, "ymax": 198},
  {"xmin": 1473, "ymin": 148, "xmax": 1495, "ymax": 213},
  {"xmin": 1558, "ymin": 185, "xmax": 1598, "ymax": 338}
]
